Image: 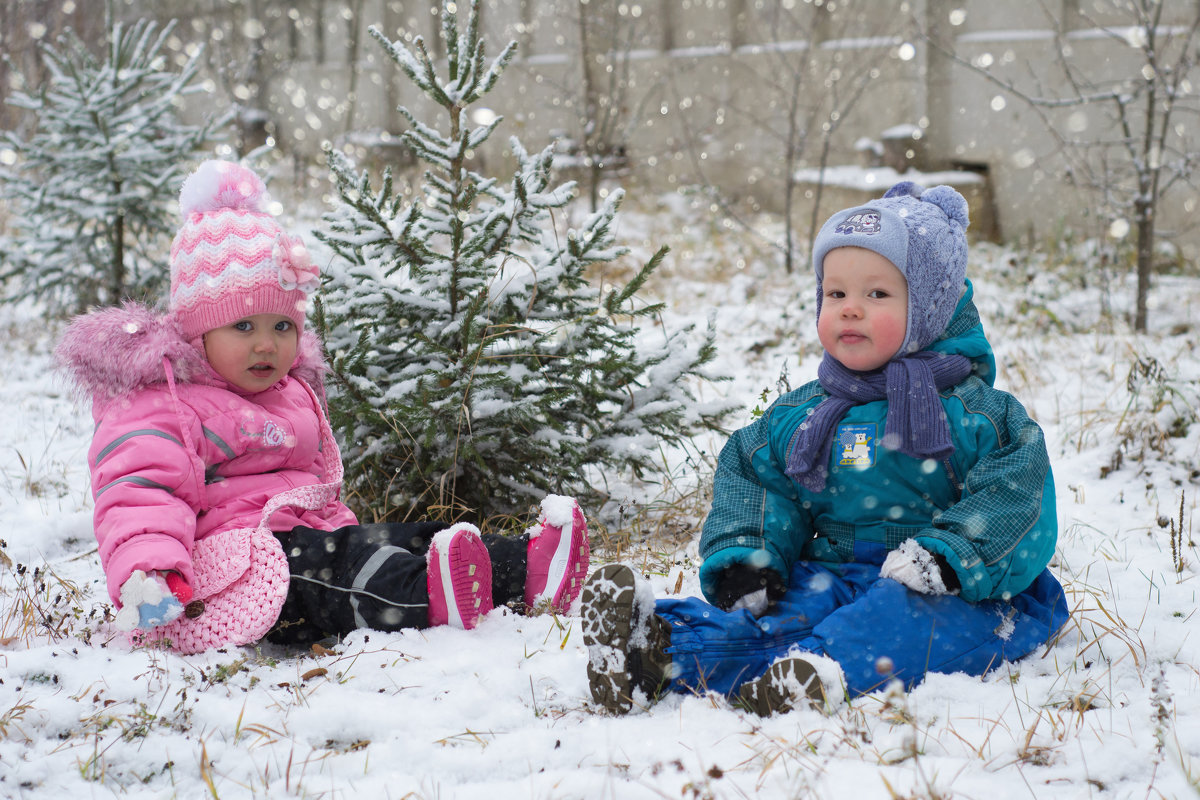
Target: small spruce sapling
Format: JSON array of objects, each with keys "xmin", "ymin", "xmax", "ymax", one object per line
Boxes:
[
  {"xmin": 316, "ymin": 0, "xmax": 730, "ymax": 521},
  {"xmin": 0, "ymin": 2, "xmax": 228, "ymax": 312}
]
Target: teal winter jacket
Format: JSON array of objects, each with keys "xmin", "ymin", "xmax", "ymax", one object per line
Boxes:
[{"xmin": 699, "ymin": 282, "xmax": 1057, "ymax": 604}]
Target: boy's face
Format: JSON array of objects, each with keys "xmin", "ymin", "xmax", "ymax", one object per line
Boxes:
[
  {"xmin": 202, "ymin": 313, "xmax": 299, "ymax": 393},
  {"xmin": 817, "ymin": 246, "xmax": 908, "ymax": 372}
]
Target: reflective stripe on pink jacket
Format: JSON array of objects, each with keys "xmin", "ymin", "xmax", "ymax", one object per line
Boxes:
[{"xmin": 56, "ymin": 302, "xmax": 357, "ymax": 607}]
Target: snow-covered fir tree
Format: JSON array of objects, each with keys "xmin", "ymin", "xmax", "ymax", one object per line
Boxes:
[
  {"xmin": 316, "ymin": 0, "xmax": 731, "ymax": 521},
  {"xmin": 0, "ymin": 3, "xmax": 227, "ymax": 312}
]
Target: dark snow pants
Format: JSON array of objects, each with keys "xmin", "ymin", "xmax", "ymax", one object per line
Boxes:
[
  {"xmin": 266, "ymin": 522, "xmax": 527, "ymax": 645},
  {"xmin": 654, "ymin": 561, "xmax": 1068, "ymax": 698}
]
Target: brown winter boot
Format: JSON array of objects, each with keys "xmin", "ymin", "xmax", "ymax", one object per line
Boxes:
[
  {"xmin": 737, "ymin": 656, "xmax": 828, "ymax": 717},
  {"xmin": 580, "ymin": 564, "xmax": 672, "ymax": 714}
]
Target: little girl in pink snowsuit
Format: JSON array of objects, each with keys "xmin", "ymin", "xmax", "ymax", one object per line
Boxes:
[{"xmin": 57, "ymin": 160, "xmax": 590, "ymax": 654}]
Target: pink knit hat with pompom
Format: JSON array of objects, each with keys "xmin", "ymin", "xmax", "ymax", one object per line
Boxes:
[{"xmin": 169, "ymin": 160, "xmax": 319, "ymax": 341}]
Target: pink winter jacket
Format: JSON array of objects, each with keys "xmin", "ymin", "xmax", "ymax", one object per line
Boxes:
[{"xmin": 56, "ymin": 303, "xmax": 357, "ymax": 620}]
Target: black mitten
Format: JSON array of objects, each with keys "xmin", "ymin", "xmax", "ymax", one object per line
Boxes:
[
  {"xmin": 932, "ymin": 552, "xmax": 961, "ymax": 593},
  {"xmin": 714, "ymin": 564, "xmax": 786, "ymax": 611}
]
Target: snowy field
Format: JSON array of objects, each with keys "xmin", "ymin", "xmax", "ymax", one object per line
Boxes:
[{"xmin": 2, "ymin": 192, "xmax": 1200, "ymax": 799}]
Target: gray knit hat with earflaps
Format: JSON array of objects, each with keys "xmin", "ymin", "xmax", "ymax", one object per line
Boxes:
[{"xmin": 811, "ymin": 181, "xmax": 970, "ymax": 355}]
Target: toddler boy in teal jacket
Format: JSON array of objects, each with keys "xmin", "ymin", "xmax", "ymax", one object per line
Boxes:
[{"xmin": 581, "ymin": 182, "xmax": 1068, "ymax": 714}]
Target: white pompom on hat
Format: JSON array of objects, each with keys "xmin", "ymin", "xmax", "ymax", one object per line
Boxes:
[{"xmin": 169, "ymin": 160, "xmax": 319, "ymax": 341}]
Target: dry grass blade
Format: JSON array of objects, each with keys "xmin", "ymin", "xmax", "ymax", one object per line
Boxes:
[{"xmin": 0, "ymin": 556, "xmax": 101, "ymax": 647}]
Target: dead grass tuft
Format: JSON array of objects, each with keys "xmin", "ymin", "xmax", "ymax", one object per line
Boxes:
[{"xmin": 0, "ymin": 544, "xmax": 109, "ymax": 648}]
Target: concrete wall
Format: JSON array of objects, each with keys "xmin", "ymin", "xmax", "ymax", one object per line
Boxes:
[
  {"xmin": 928, "ymin": 0, "xmax": 1200, "ymax": 257},
  {"xmin": 115, "ymin": 0, "xmax": 1200, "ymax": 260}
]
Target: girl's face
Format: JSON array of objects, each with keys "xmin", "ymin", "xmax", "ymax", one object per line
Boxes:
[
  {"xmin": 817, "ymin": 247, "xmax": 908, "ymax": 372},
  {"xmin": 202, "ymin": 314, "xmax": 299, "ymax": 393}
]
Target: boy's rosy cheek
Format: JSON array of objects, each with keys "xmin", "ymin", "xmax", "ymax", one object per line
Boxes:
[
  {"xmin": 881, "ymin": 314, "xmax": 908, "ymax": 349},
  {"xmin": 815, "ymin": 313, "xmax": 837, "ymax": 349}
]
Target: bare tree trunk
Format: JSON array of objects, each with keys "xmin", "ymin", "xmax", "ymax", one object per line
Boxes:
[
  {"xmin": 806, "ymin": 127, "xmax": 834, "ymax": 267},
  {"xmin": 782, "ymin": 72, "xmax": 802, "ymax": 274},
  {"xmin": 577, "ymin": 5, "xmax": 600, "ymax": 211},
  {"xmin": 1135, "ymin": 192, "xmax": 1154, "ymax": 333},
  {"xmin": 343, "ymin": 0, "xmax": 366, "ymax": 136},
  {"xmin": 112, "ymin": 199, "xmax": 126, "ymax": 301}
]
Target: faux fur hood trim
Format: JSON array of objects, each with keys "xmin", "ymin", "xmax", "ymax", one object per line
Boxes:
[{"xmin": 55, "ymin": 301, "xmax": 329, "ymax": 410}]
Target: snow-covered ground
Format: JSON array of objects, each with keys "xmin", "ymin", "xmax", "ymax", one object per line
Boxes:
[{"xmin": 2, "ymin": 192, "xmax": 1199, "ymax": 799}]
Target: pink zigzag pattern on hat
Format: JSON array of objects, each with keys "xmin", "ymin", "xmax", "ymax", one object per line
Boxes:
[
  {"xmin": 172, "ymin": 211, "xmax": 277, "ymax": 248},
  {"xmin": 172, "ymin": 237, "xmax": 276, "ymax": 273},
  {"xmin": 170, "ymin": 261, "xmax": 283, "ymax": 306}
]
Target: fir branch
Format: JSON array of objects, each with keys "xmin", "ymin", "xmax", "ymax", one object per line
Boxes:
[{"xmin": 604, "ymin": 247, "xmax": 670, "ymax": 318}]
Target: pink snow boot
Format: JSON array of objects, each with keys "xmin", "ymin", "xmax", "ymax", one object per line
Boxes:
[
  {"xmin": 524, "ymin": 495, "xmax": 591, "ymax": 614},
  {"xmin": 427, "ymin": 523, "xmax": 494, "ymax": 630}
]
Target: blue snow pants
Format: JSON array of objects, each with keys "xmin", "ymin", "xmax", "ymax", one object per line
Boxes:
[{"xmin": 654, "ymin": 562, "xmax": 1068, "ymax": 698}]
